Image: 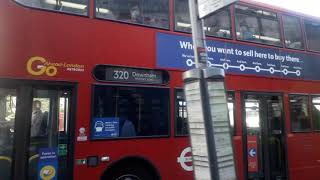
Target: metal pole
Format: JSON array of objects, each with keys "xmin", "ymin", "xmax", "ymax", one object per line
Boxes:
[
  {"xmin": 187, "ymin": 1, "xmax": 217, "ymax": 180},
  {"xmin": 185, "ymin": 1, "xmax": 237, "ymax": 180},
  {"xmin": 188, "ymin": 0, "xmax": 208, "ymax": 69}
]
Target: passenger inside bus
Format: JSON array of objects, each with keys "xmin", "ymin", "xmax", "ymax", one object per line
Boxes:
[
  {"xmin": 117, "ymin": 99, "xmax": 136, "ymax": 137},
  {"xmin": 239, "ymin": 20, "xmax": 255, "ymax": 40},
  {"xmin": 291, "ymin": 104, "xmax": 311, "ymax": 131},
  {"xmin": 119, "ymin": 116, "xmax": 136, "ymax": 137},
  {"xmin": 93, "ymin": 85, "xmax": 169, "ymax": 138},
  {"xmin": 31, "ymin": 100, "xmax": 47, "ymax": 137},
  {"xmin": 129, "ymin": 4, "xmax": 143, "ymax": 23}
]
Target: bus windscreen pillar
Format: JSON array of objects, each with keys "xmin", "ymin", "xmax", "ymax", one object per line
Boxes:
[{"xmin": 183, "ymin": 67, "xmax": 236, "ymax": 180}]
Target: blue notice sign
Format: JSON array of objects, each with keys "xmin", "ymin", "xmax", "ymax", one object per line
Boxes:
[
  {"xmin": 91, "ymin": 117, "xmax": 120, "ymax": 139},
  {"xmin": 156, "ymin": 32, "xmax": 320, "ymax": 81},
  {"xmin": 37, "ymin": 148, "xmax": 58, "ymax": 180}
]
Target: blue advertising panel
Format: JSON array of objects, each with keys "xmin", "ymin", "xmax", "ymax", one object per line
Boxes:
[
  {"xmin": 91, "ymin": 117, "xmax": 120, "ymax": 139},
  {"xmin": 37, "ymin": 148, "xmax": 58, "ymax": 180},
  {"xmin": 156, "ymin": 32, "xmax": 320, "ymax": 81}
]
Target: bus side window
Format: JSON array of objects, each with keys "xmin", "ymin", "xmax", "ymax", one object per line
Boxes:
[
  {"xmin": 92, "ymin": 85, "xmax": 170, "ymax": 139},
  {"xmin": 174, "ymin": 0, "xmax": 231, "ymax": 38},
  {"xmin": 312, "ymin": 97, "xmax": 320, "ymax": 131},
  {"xmin": 175, "ymin": 90, "xmax": 188, "ymax": 136},
  {"xmin": 304, "ymin": 20, "xmax": 320, "ymax": 52},
  {"xmin": 14, "ymin": 0, "xmax": 88, "ymax": 16},
  {"xmin": 289, "ymin": 95, "xmax": 311, "ymax": 132},
  {"xmin": 283, "ymin": 15, "xmax": 304, "ymax": 50},
  {"xmin": 95, "ymin": 0, "xmax": 170, "ymax": 29},
  {"xmin": 205, "ymin": 9, "xmax": 232, "ymax": 38},
  {"xmin": 235, "ymin": 5, "xmax": 281, "ymax": 46},
  {"xmin": 175, "ymin": 90, "xmax": 235, "ymax": 136}
]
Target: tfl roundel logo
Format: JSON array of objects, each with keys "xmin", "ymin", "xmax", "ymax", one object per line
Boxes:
[
  {"xmin": 177, "ymin": 147, "xmax": 193, "ymax": 171},
  {"xmin": 249, "ymin": 148, "xmax": 256, "ymax": 157}
]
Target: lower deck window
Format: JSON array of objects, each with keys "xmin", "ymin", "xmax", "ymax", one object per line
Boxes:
[
  {"xmin": 91, "ymin": 85, "xmax": 169, "ymax": 139},
  {"xmin": 289, "ymin": 95, "xmax": 311, "ymax": 132},
  {"xmin": 175, "ymin": 90, "xmax": 235, "ymax": 136},
  {"xmin": 312, "ymin": 97, "xmax": 320, "ymax": 131}
]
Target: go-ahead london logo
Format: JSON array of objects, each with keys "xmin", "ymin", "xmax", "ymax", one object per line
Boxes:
[{"xmin": 26, "ymin": 56, "xmax": 85, "ymax": 77}]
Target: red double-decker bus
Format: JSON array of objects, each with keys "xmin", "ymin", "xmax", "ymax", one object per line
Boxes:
[{"xmin": 1, "ymin": 0, "xmax": 320, "ymax": 180}]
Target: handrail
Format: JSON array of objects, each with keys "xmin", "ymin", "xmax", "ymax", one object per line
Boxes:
[{"xmin": 0, "ymin": 156, "xmax": 12, "ymax": 163}]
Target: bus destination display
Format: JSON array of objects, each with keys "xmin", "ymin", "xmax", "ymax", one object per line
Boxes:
[{"xmin": 93, "ymin": 65, "xmax": 169, "ymax": 85}]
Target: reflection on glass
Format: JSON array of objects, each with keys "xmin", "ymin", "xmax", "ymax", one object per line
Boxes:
[
  {"xmin": 227, "ymin": 93, "xmax": 235, "ymax": 134},
  {"xmin": 15, "ymin": 0, "xmax": 88, "ymax": 15},
  {"xmin": 235, "ymin": 4, "xmax": 281, "ymax": 46},
  {"xmin": 176, "ymin": 90, "xmax": 188, "ymax": 135},
  {"xmin": 267, "ymin": 98, "xmax": 284, "ymax": 178},
  {"xmin": 245, "ymin": 101, "xmax": 260, "ymax": 128},
  {"xmin": 175, "ymin": 91, "xmax": 235, "ymax": 135},
  {"xmin": 96, "ymin": 0, "xmax": 170, "ymax": 29},
  {"xmin": 312, "ymin": 97, "xmax": 320, "ymax": 130},
  {"xmin": 59, "ymin": 97, "xmax": 69, "ymax": 132},
  {"xmin": 283, "ymin": 15, "xmax": 304, "ymax": 49},
  {"xmin": 289, "ymin": 95, "xmax": 311, "ymax": 132},
  {"xmin": 228, "ymin": 103, "xmax": 234, "ymax": 127},
  {"xmin": 269, "ymin": 101, "xmax": 282, "ymax": 131},
  {"xmin": 236, "ymin": 14, "xmax": 259, "ymax": 41},
  {"xmin": 174, "ymin": 0, "xmax": 231, "ymax": 38},
  {"xmin": 28, "ymin": 90, "xmax": 70, "ymax": 180},
  {"xmin": 0, "ymin": 88, "xmax": 16, "ymax": 180},
  {"xmin": 305, "ymin": 21, "xmax": 320, "ymax": 51},
  {"xmin": 93, "ymin": 86, "xmax": 170, "ymax": 138},
  {"xmin": 245, "ymin": 96, "xmax": 262, "ymax": 176}
]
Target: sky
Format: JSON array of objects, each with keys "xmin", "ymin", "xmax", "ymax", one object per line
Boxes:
[{"xmin": 252, "ymin": 0, "xmax": 320, "ymax": 17}]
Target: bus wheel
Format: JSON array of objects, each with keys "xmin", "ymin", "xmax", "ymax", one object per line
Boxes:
[
  {"xmin": 115, "ymin": 174, "xmax": 141, "ymax": 180},
  {"xmin": 109, "ymin": 165, "xmax": 155, "ymax": 180}
]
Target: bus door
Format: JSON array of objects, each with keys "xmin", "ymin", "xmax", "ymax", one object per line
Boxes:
[
  {"xmin": 243, "ymin": 93, "xmax": 287, "ymax": 180},
  {"xmin": 0, "ymin": 81, "xmax": 75, "ymax": 180}
]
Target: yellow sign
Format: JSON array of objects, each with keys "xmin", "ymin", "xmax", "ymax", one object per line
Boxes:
[
  {"xmin": 39, "ymin": 165, "xmax": 56, "ymax": 180},
  {"xmin": 26, "ymin": 56, "xmax": 85, "ymax": 77},
  {"xmin": 27, "ymin": 56, "xmax": 57, "ymax": 76}
]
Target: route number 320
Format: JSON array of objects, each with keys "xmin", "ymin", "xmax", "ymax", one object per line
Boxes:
[{"xmin": 113, "ymin": 70, "xmax": 129, "ymax": 80}]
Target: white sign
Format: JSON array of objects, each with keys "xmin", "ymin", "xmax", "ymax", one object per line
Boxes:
[
  {"xmin": 198, "ymin": 0, "xmax": 238, "ymax": 18},
  {"xmin": 77, "ymin": 127, "xmax": 88, "ymax": 141},
  {"xmin": 177, "ymin": 147, "xmax": 193, "ymax": 171}
]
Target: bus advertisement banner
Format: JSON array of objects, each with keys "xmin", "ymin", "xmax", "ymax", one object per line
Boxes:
[{"xmin": 156, "ymin": 33, "xmax": 320, "ymax": 81}]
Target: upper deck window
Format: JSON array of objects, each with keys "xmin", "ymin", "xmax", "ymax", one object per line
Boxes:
[
  {"xmin": 15, "ymin": 0, "xmax": 88, "ymax": 16},
  {"xmin": 174, "ymin": 0, "xmax": 232, "ymax": 38},
  {"xmin": 283, "ymin": 15, "xmax": 304, "ymax": 50},
  {"xmin": 305, "ymin": 20, "xmax": 320, "ymax": 52},
  {"xmin": 95, "ymin": 0, "xmax": 170, "ymax": 29},
  {"xmin": 235, "ymin": 5, "xmax": 281, "ymax": 46}
]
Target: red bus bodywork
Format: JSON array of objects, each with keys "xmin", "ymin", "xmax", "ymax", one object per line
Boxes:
[{"xmin": 1, "ymin": 0, "xmax": 320, "ymax": 179}]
